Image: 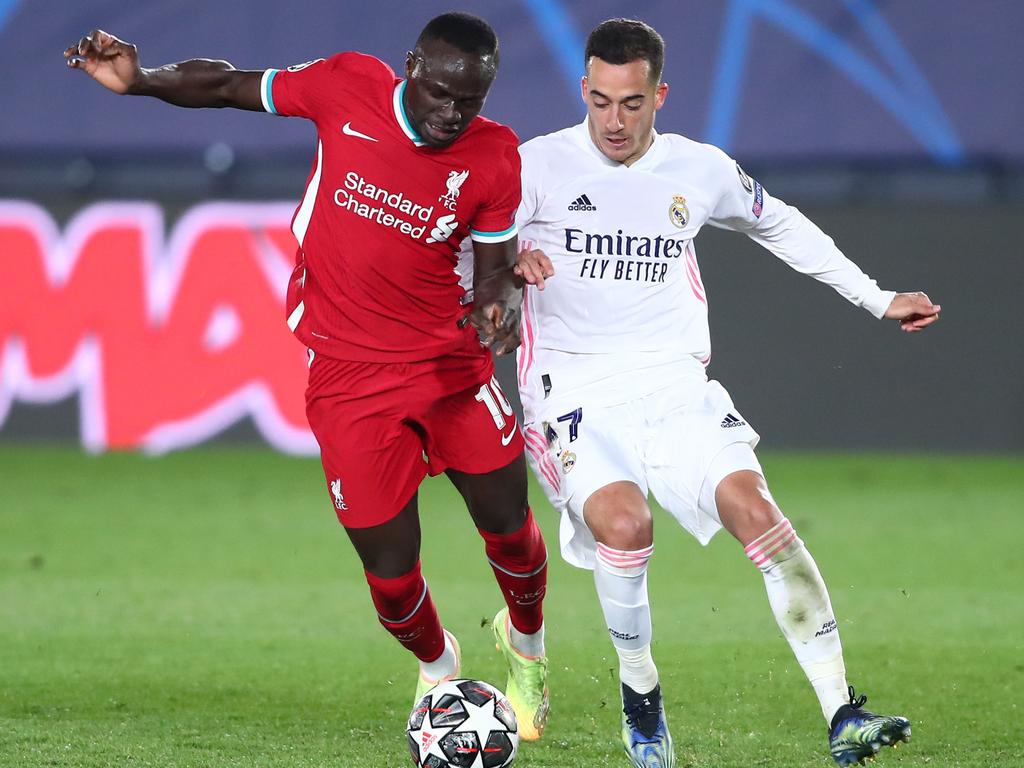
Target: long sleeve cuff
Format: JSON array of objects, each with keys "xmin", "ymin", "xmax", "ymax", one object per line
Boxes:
[{"xmin": 861, "ymin": 287, "xmax": 897, "ymax": 319}]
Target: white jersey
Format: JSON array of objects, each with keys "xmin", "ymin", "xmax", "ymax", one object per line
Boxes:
[{"xmin": 514, "ymin": 119, "xmax": 894, "ymax": 410}]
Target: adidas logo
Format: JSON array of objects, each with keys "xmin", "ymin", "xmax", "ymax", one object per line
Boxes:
[
  {"xmin": 720, "ymin": 413, "xmax": 746, "ymax": 428},
  {"xmin": 568, "ymin": 193, "xmax": 597, "ymax": 211}
]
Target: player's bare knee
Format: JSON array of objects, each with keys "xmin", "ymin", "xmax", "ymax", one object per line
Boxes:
[
  {"xmin": 360, "ymin": 550, "xmax": 419, "ymax": 579},
  {"xmin": 474, "ymin": 502, "xmax": 528, "ymax": 535},
  {"xmin": 584, "ymin": 483, "xmax": 652, "ymax": 550},
  {"xmin": 452, "ymin": 458, "xmax": 529, "ymax": 534},
  {"xmin": 744, "ymin": 496, "xmax": 782, "ymax": 537},
  {"xmin": 600, "ymin": 510, "xmax": 653, "ymax": 550},
  {"xmin": 724, "ymin": 495, "xmax": 783, "ymax": 546},
  {"xmin": 466, "ymin": 483, "xmax": 528, "ymax": 534},
  {"xmin": 344, "ymin": 503, "xmax": 422, "ymax": 578},
  {"xmin": 716, "ymin": 470, "xmax": 783, "ymax": 543}
]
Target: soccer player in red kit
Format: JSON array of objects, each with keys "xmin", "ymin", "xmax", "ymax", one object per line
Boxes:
[{"xmin": 65, "ymin": 13, "xmax": 550, "ymax": 739}]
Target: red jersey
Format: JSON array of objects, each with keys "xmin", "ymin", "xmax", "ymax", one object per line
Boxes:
[{"xmin": 260, "ymin": 53, "xmax": 521, "ymax": 361}]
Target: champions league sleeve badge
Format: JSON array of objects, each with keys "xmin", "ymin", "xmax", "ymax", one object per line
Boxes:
[
  {"xmin": 669, "ymin": 195, "xmax": 689, "ymax": 228},
  {"xmin": 736, "ymin": 163, "xmax": 763, "ymax": 218},
  {"xmin": 736, "ymin": 162, "xmax": 754, "ymax": 193}
]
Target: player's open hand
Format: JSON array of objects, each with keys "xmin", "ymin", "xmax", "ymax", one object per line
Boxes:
[
  {"xmin": 64, "ymin": 29, "xmax": 141, "ymax": 94},
  {"xmin": 884, "ymin": 291, "xmax": 941, "ymax": 333},
  {"xmin": 513, "ymin": 241, "xmax": 555, "ymax": 290}
]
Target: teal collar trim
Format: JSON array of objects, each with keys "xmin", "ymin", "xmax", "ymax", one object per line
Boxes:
[{"xmin": 393, "ymin": 81, "xmax": 425, "ymax": 147}]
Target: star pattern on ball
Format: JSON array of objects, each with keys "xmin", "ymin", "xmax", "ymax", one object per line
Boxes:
[
  {"xmin": 408, "ymin": 704, "xmax": 456, "ymax": 765},
  {"xmin": 407, "ymin": 679, "xmax": 518, "ymax": 768},
  {"xmin": 458, "ymin": 696, "xmax": 504, "ymax": 764}
]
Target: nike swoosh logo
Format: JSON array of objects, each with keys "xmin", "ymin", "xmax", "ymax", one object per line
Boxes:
[
  {"xmin": 501, "ymin": 422, "xmax": 519, "ymax": 447},
  {"xmin": 342, "ymin": 122, "xmax": 378, "ymax": 142}
]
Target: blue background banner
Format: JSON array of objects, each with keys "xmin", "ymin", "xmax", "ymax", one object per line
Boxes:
[{"xmin": 1, "ymin": 0, "xmax": 1015, "ymax": 163}]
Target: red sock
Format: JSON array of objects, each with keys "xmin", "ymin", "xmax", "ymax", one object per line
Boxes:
[
  {"xmin": 364, "ymin": 561, "xmax": 445, "ymax": 662},
  {"xmin": 478, "ymin": 507, "xmax": 548, "ymax": 634}
]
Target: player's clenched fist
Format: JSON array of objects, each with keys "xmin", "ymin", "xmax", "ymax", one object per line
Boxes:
[
  {"xmin": 470, "ymin": 296, "xmax": 521, "ymax": 357},
  {"xmin": 64, "ymin": 29, "xmax": 141, "ymax": 94}
]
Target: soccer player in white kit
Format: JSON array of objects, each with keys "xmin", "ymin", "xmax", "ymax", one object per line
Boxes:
[{"xmin": 513, "ymin": 18, "xmax": 940, "ymax": 768}]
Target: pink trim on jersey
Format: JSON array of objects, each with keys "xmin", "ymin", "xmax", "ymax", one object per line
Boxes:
[
  {"xmin": 532, "ymin": 448, "xmax": 560, "ymax": 493},
  {"xmin": 526, "ymin": 427, "xmax": 562, "ymax": 493},
  {"xmin": 523, "ymin": 426, "xmax": 546, "ymax": 454},
  {"xmin": 685, "ymin": 244, "xmax": 706, "ymax": 305},
  {"xmin": 685, "ymin": 246, "xmax": 711, "ymax": 365},
  {"xmin": 518, "ymin": 284, "xmax": 537, "ymax": 387},
  {"xmin": 744, "ymin": 519, "xmax": 798, "ymax": 567},
  {"xmin": 524, "ymin": 430, "xmax": 548, "ymax": 466},
  {"xmin": 686, "ymin": 243, "xmax": 704, "ymax": 284},
  {"xmin": 524, "ymin": 426, "xmax": 560, "ymax": 492},
  {"xmin": 544, "ymin": 454, "xmax": 562, "ymax": 492},
  {"xmin": 528, "ymin": 428, "xmax": 552, "ymax": 475}
]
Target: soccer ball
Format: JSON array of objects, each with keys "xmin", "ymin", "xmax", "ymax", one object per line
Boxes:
[{"xmin": 407, "ymin": 678, "xmax": 518, "ymax": 768}]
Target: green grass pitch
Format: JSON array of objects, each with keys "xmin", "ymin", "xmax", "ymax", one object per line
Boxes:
[{"xmin": 1, "ymin": 446, "xmax": 1022, "ymax": 767}]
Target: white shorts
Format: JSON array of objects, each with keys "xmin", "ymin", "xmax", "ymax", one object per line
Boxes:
[{"xmin": 523, "ymin": 379, "xmax": 761, "ymax": 570}]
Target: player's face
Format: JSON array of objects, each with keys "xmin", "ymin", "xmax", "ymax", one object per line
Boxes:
[
  {"xmin": 404, "ymin": 40, "xmax": 495, "ymax": 148},
  {"xmin": 582, "ymin": 57, "xmax": 668, "ymax": 166}
]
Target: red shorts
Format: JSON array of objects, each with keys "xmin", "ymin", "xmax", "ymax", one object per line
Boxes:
[{"xmin": 305, "ymin": 347, "xmax": 525, "ymax": 528}]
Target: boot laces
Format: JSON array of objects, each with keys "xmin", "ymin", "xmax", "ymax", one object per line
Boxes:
[
  {"xmin": 846, "ymin": 685, "xmax": 868, "ymax": 710},
  {"xmin": 624, "ymin": 691, "xmax": 662, "ymax": 738}
]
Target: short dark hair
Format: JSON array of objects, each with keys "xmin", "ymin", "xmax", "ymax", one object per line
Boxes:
[
  {"xmin": 585, "ymin": 18, "xmax": 665, "ymax": 83},
  {"xmin": 417, "ymin": 12, "xmax": 499, "ymax": 65}
]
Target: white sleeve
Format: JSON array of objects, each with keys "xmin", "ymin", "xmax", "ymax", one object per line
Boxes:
[
  {"xmin": 515, "ymin": 144, "xmax": 541, "ymax": 233},
  {"xmin": 706, "ymin": 148, "xmax": 895, "ymax": 319}
]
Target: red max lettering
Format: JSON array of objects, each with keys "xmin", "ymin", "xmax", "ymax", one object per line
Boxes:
[{"xmin": 0, "ymin": 201, "xmax": 315, "ymax": 453}]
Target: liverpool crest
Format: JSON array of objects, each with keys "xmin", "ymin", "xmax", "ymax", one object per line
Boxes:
[{"xmin": 440, "ymin": 169, "xmax": 469, "ymax": 210}]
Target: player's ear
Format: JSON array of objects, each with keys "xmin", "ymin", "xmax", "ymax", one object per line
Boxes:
[
  {"xmin": 655, "ymin": 82, "xmax": 668, "ymax": 110},
  {"xmin": 580, "ymin": 75, "xmax": 589, "ymax": 102},
  {"xmin": 405, "ymin": 50, "xmax": 415, "ymax": 78}
]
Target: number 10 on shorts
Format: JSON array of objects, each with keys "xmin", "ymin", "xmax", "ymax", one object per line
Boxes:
[{"xmin": 475, "ymin": 377, "xmax": 515, "ymax": 430}]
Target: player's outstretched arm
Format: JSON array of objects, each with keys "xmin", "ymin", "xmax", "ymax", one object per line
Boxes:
[
  {"xmin": 884, "ymin": 292, "xmax": 941, "ymax": 333},
  {"xmin": 470, "ymin": 240, "xmax": 523, "ymax": 356},
  {"xmin": 64, "ymin": 29, "xmax": 262, "ymax": 111}
]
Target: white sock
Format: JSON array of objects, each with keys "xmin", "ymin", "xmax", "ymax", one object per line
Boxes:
[
  {"xmin": 746, "ymin": 519, "xmax": 849, "ymax": 723},
  {"xmin": 419, "ymin": 631, "xmax": 458, "ymax": 682},
  {"xmin": 594, "ymin": 542, "xmax": 659, "ymax": 694},
  {"xmin": 510, "ymin": 622, "xmax": 545, "ymax": 659},
  {"xmin": 618, "ymin": 644, "xmax": 660, "ymax": 694}
]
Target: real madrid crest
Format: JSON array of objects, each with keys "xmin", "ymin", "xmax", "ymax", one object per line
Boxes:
[
  {"xmin": 669, "ymin": 195, "xmax": 689, "ymax": 228},
  {"xmin": 559, "ymin": 450, "xmax": 577, "ymax": 474}
]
